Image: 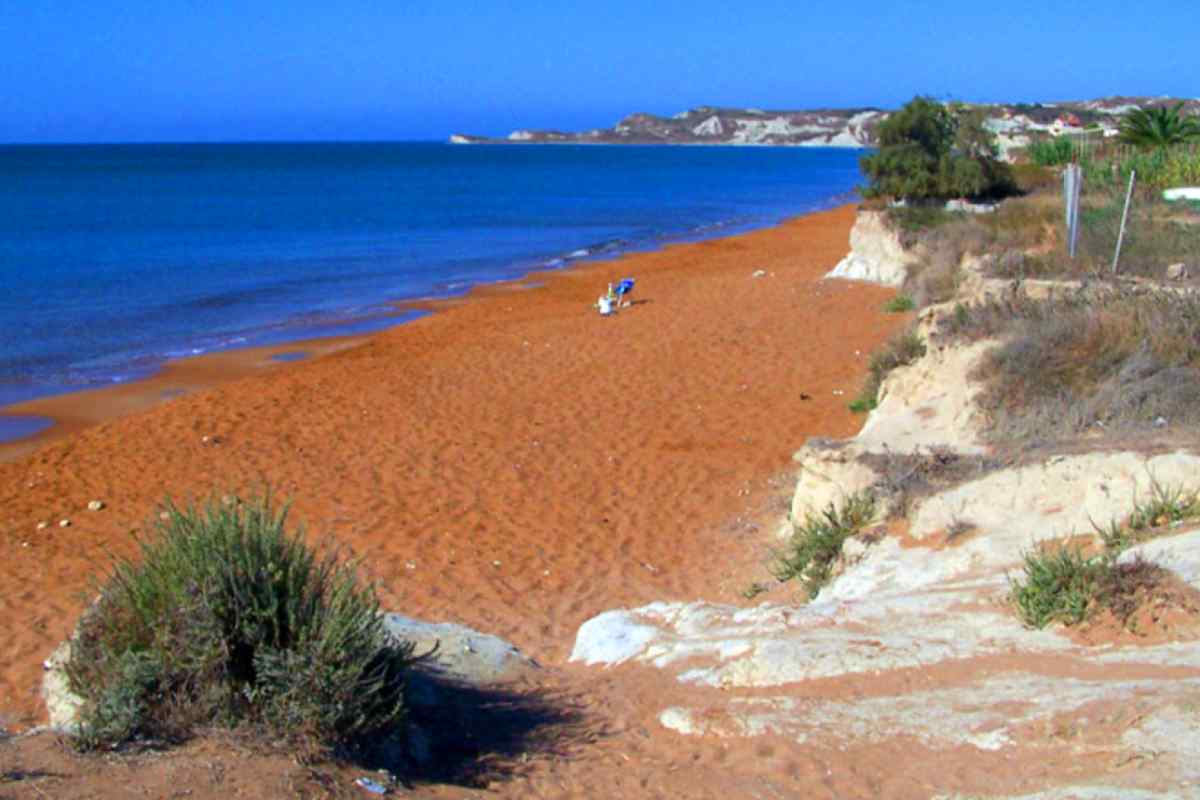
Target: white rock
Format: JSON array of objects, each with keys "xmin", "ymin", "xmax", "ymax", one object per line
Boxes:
[
  {"xmin": 1120, "ymin": 529, "xmax": 1200, "ymax": 589},
  {"xmin": 856, "ymin": 338, "xmax": 995, "ymax": 455},
  {"xmin": 909, "ymin": 451, "xmax": 1200, "ymax": 546},
  {"xmin": 87, "ymin": 500, "xmax": 104, "ymax": 512},
  {"xmin": 381, "ymin": 614, "xmax": 534, "ymax": 685},
  {"xmin": 788, "ymin": 441, "xmax": 883, "ymax": 529},
  {"xmin": 58, "ymin": 519, "xmax": 70, "ymax": 528},
  {"xmin": 41, "ymin": 641, "xmax": 83, "ymax": 734},
  {"xmin": 825, "ymin": 211, "xmax": 913, "ymax": 287},
  {"xmin": 1166, "ymin": 262, "xmax": 1189, "ymax": 281}
]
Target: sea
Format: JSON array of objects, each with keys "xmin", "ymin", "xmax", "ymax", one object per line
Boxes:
[{"xmin": 0, "ymin": 142, "xmax": 864, "ymax": 441}]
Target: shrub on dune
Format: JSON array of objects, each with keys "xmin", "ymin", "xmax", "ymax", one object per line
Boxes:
[{"xmin": 64, "ymin": 495, "xmax": 415, "ymax": 757}]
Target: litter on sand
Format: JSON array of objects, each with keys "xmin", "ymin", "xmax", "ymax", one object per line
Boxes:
[{"xmin": 355, "ymin": 776, "xmax": 389, "ymax": 795}]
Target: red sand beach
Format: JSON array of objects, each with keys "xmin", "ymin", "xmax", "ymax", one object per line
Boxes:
[{"xmin": 0, "ymin": 204, "xmax": 915, "ymax": 796}]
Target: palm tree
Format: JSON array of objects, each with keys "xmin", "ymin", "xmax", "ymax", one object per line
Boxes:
[{"xmin": 1118, "ymin": 103, "xmax": 1200, "ymax": 148}]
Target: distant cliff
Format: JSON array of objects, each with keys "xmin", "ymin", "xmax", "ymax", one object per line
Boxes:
[{"xmin": 450, "ymin": 97, "xmax": 1200, "ymax": 154}]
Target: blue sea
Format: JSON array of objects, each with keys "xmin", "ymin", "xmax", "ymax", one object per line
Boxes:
[{"xmin": 0, "ymin": 142, "xmax": 863, "ymax": 437}]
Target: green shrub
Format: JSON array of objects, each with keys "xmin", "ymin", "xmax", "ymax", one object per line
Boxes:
[
  {"xmin": 883, "ymin": 294, "xmax": 915, "ymax": 313},
  {"xmin": 1027, "ymin": 136, "xmax": 1076, "ymax": 167},
  {"xmin": 65, "ymin": 495, "xmax": 415, "ymax": 755},
  {"xmin": 1011, "ymin": 544, "xmax": 1167, "ymax": 630},
  {"xmin": 773, "ymin": 493, "xmax": 876, "ymax": 599},
  {"xmin": 1127, "ymin": 482, "xmax": 1200, "ymax": 534},
  {"xmin": 850, "ymin": 329, "xmax": 926, "ymax": 413},
  {"xmin": 1011, "ymin": 546, "xmax": 1100, "ymax": 628}
]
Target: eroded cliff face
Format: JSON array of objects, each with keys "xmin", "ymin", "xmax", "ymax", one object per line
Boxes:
[{"xmin": 824, "ymin": 210, "xmax": 913, "ymax": 287}]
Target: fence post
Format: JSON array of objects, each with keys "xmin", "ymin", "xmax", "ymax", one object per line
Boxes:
[
  {"xmin": 1112, "ymin": 170, "xmax": 1136, "ymax": 274},
  {"xmin": 1064, "ymin": 164, "xmax": 1082, "ymax": 259}
]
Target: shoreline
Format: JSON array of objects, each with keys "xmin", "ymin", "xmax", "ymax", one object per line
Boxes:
[
  {"xmin": 0, "ymin": 196, "xmax": 855, "ymax": 461},
  {"xmin": 0, "ymin": 202, "xmax": 907, "ymax": 732}
]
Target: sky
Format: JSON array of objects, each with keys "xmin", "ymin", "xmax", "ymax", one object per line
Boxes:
[{"xmin": 1, "ymin": 0, "xmax": 1196, "ymax": 143}]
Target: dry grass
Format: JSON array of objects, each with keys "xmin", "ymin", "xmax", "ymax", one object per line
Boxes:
[
  {"xmin": 858, "ymin": 447, "xmax": 1003, "ymax": 520},
  {"xmin": 848, "ymin": 328, "xmax": 926, "ymax": 413},
  {"xmin": 939, "ymin": 286, "xmax": 1200, "ymax": 443}
]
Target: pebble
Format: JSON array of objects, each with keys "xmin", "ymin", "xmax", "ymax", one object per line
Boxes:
[
  {"xmin": 752, "ymin": 269, "xmax": 767, "ymax": 278},
  {"xmin": 87, "ymin": 500, "xmax": 105, "ymax": 511},
  {"xmin": 36, "ymin": 521, "xmax": 48, "ymax": 531},
  {"xmin": 58, "ymin": 519, "xmax": 71, "ymax": 528}
]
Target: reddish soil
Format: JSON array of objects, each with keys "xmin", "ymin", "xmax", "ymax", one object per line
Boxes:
[{"xmin": 0, "ymin": 205, "xmax": 992, "ymax": 798}]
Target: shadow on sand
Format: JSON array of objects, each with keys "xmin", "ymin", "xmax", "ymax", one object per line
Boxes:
[{"xmin": 381, "ymin": 669, "xmax": 597, "ymax": 789}]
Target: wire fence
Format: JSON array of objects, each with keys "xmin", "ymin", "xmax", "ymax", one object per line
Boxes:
[{"xmin": 1046, "ymin": 142, "xmax": 1200, "ymax": 278}]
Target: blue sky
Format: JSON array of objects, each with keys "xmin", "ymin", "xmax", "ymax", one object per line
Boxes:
[{"xmin": 1, "ymin": 1, "xmax": 1196, "ymax": 143}]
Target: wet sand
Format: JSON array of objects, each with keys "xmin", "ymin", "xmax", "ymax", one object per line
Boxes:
[{"xmin": 0, "ymin": 204, "xmax": 909, "ymax": 792}]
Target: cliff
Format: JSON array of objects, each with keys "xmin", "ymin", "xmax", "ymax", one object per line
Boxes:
[{"xmin": 450, "ymin": 96, "xmax": 1200, "ymax": 151}]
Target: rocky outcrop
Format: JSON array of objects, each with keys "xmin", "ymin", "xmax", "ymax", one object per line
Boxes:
[
  {"xmin": 382, "ymin": 614, "xmax": 535, "ymax": 685},
  {"xmin": 824, "ymin": 210, "xmax": 914, "ymax": 287}
]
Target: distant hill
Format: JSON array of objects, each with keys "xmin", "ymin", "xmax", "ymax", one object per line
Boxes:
[{"xmin": 451, "ymin": 97, "xmax": 1200, "ymax": 156}]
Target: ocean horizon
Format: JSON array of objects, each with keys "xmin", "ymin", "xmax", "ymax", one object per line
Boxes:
[{"xmin": 0, "ymin": 141, "xmax": 864, "ymax": 438}]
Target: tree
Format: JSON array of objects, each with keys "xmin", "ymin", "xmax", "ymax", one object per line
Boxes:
[
  {"xmin": 862, "ymin": 96, "xmax": 1014, "ymax": 202},
  {"xmin": 1118, "ymin": 103, "xmax": 1200, "ymax": 148}
]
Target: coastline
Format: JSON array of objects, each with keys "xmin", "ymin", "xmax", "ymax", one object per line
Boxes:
[
  {"xmin": 0, "ymin": 192, "xmax": 856, "ymax": 461},
  {"xmin": 0, "ymin": 203, "xmax": 907, "ymax": 736}
]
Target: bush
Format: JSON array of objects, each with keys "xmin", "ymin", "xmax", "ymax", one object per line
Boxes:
[
  {"xmin": 883, "ymin": 294, "xmax": 915, "ymax": 313},
  {"xmin": 1027, "ymin": 136, "xmax": 1076, "ymax": 167},
  {"xmin": 65, "ymin": 495, "xmax": 415, "ymax": 756},
  {"xmin": 943, "ymin": 288, "xmax": 1200, "ymax": 442},
  {"xmin": 1011, "ymin": 545, "xmax": 1098, "ymax": 628},
  {"xmin": 1011, "ymin": 544, "xmax": 1167, "ymax": 630},
  {"xmin": 849, "ymin": 329, "xmax": 927, "ymax": 413},
  {"xmin": 773, "ymin": 493, "xmax": 876, "ymax": 599}
]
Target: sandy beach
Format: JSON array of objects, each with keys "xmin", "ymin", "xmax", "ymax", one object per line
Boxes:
[{"xmin": 0, "ymin": 204, "xmax": 909, "ymax": 795}]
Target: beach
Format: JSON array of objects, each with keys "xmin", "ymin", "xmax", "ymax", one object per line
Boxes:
[{"xmin": 0, "ymin": 203, "xmax": 908, "ymax": 794}]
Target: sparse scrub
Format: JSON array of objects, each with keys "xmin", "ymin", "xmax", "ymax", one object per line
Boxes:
[
  {"xmin": 1011, "ymin": 545, "xmax": 1167, "ymax": 630},
  {"xmin": 64, "ymin": 495, "xmax": 415, "ymax": 757},
  {"xmin": 1070, "ymin": 188, "xmax": 1200, "ymax": 278},
  {"xmin": 899, "ymin": 214, "xmax": 993, "ymax": 307},
  {"xmin": 860, "ymin": 446, "xmax": 1001, "ymax": 520},
  {"xmin": 1098, "ymin": 482, "xmax": 1200, "ymax": 552},
  {"xmin": 885, "ymin": 205, "xmax": 958, "ymax": 235},
  {"xmin": 942, "ymin": 287, "xmax": 1200, "ymax": 441},
  {"xmin": 773, "ymin": 493, "xmax": 876, "ymax": 599},
  {"xmin": 849, "ymin": 328, "xmax": 926, "ymax": 413},
  {"xmin": 883, "ymin": 294, "xmax": 915, "ymax": 313},
  {"xmin": 1128, "ymin": 483, "xmax": 1200, "ymax": 531}
]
